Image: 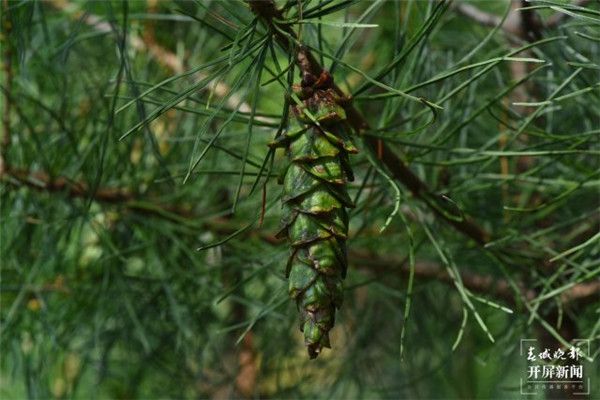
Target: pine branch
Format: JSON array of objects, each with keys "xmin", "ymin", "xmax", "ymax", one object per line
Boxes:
[
  {"xmin": 560, "ymin": 279, "xmax": 600, "ymax": 305},
  {"xmin": 4, "ymin": 167, "xmax": 132, "ymax": 203},
  {"xmin": 1, "ymin": 167, "xmax": 265, "ymax": 241},
  {"xmin": 545, "ymin": 0, "xmax": 594, "ymax": 28},
  {"xmin": 47, "ymin": 0, "xmax": 254, "ymax": 113},
  {"xmin": 1, "ymin": 167, "xmax": 198, "ymax": 221},
  {"xmin": 1, "ymin": 0, "xmax": 13, "ymax": 175},
  {"xmin": 453, "ymin": 1, "xmax": 543, "ymax": 41},
  {"xmin": 10, "ymin": 0, "xmax": 590, "ymax": 316},
  {"xmin": 453, "ymin": 2, "xmax": 502, "ymax": 28},
  {"xmin": 352, "ymin": 251, "xmax": 599, "ymax": 307},
  {"xmin": 454, "ymin": 0, "xmax": 594, "ymax": 33},
  {"xmin": 247, "ymin": 6, "xmax": 597, "ymax": 370},
  {"xmin": 3, "ymin": 167, "xmax": 597, "ymax": 312},
  {"xmin": 248, "ymin": 0, "xmax": 491, "ymax": 246}
]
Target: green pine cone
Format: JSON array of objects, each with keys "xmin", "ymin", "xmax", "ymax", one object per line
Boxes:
[{"xmin": 272, "ymin": 71, "xmax": 357, "ymax": 359}]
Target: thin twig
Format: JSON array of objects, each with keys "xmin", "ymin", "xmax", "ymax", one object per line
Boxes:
[
  {"xmin": 546, "ymin": 0, "xmax": 593, "ymax": 29},
  {"xmin": 352, "ymin": 251, "xmax": 599, "ymax": 307},
  {"xmin": 3, "ymin": 167, "xmax": 597, "ymax": 307},
  {"xmin": 453, "ymin": 2, "xmax": 501, "ymax": 28},
  {"xmin": 454, "ymin": 0, "xmax": 594, "ymax": 33}
]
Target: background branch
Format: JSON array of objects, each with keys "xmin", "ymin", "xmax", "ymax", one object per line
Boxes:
[
  {"xmin": 47, "ymin": 0, "xmax": 254, "ymax": 113},
  {"xmin": 352, "ymin": 251, "xmax": 599, "ymax": 307},
  {"xmin": 3, "ymin": 2, "xmax": 598, "ymax": 396},
  {"xmin": 546, "ymin": 0, "xmax": 593, "ymax": 28},
  {"xmin": 453, "ymin": 2, "xmax": 502, "ymax": 28},
  {"xmin": 4, "ymin": 167, "xmax": 597, "ymax": 308}
]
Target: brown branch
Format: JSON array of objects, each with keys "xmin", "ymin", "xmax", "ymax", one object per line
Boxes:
[
  {"xmin": 4, "ymin": 168, "xmax": 133, "ymax": 203},
  {"xmin": 249, "ymin": 0, "xmax": 491, "ymax": 246},
  {"xmin": 3, "ymin": 167, "xmax": 597, "ymax": 307},
  {"xmin": 560, "ymin": 279, "xmax": 600, "ymax": 305},
  {"xmin": 453, "ymin": 1, "xmax": 542, "ymax": 41},
  {"xmin": 46, "ymin": 0, "xmax": 254, "ymax": 114},
  {"xmin": 352, "ymin": 251, "xmax": 600, "ymax": 307},
  {"xmin": 3, "ymin": 1, "xmax": 589, "ymax": 309},
  {"xmin": 1, "ymin": 167, "xmax": 272, "ymax": 246},
  {"xmin": 1, "ymin": 167, "xmax": 197, "ymax": 220},
  {"xmin": 243, "ymin": 230, "xmax": 597, "ymax": 308},
  {"xmin": 453, "ymin": 2, "xmax": 502, "ymax": 28},
  {"xmin": 546, "ymin": 0, "xmax": 593, "ymax": 29},
  {"xmin": 235, "ymin": 330, "xmax": 258, "ymax": 398},
  {"xmin": 9, "ymin": 213, "xmax": 600, "ymax": 310},
  {"xmin": 352, "ymin": 251, "xmax": 530, "ymax": 306},
  {"xmin": 454, "ymin": 0, "xmax": 595, "ymax": 35}
]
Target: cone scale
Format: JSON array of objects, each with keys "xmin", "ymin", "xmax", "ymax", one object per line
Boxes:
[{"xmin": 271, "ymin": 71, "xmax": 357, "ymax": 359}]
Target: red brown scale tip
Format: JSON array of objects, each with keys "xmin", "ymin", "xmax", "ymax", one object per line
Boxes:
[
  {"xmin": 307, "ymin": 343, "xmax": 322, "ymax": 359},
  {"xmin": 314, "ymin": 70, "xmax": 333, "ymax": 89}
]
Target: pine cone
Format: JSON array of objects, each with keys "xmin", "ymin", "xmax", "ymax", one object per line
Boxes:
[{"xmin": 271, "ymin": 71, "xmax": 357, "ymax": 359}]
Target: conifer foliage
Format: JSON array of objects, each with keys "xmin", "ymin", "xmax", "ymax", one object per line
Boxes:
[
  {"xmin": 272, "ymin": 71, "xmax": 357, "ymax": 358},
  {"xmin": 1, "ymin": 0, "xmax": 599, "ymax": 398}
]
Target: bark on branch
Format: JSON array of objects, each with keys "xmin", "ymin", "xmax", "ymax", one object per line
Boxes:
[
  {"xmin": 453, "ymin": 2, "xmax": 502, "ymax": 28},
  {"xmin": 2, "ymin": 167, "xmax": 194, "ymax": 219},
  {"xmin": 352, "ymin": 251, "xmax": 600, "ymax": 308},
  {"xmin": 453, "ymin": 0, "xmax": 594, "ymax": 33},
  {"xmin": 1, "ymin": 0, "xmax": 13, "ymax": 175},
  {"xmin": 3, "ymin": 167, "xmax": 597, "ymax": 307},
  {"xmin": 47, "ymin": 0, "xmax": 253, "ymax": 113},
  {"xmin": 546, "ymin": 0, "xmax": 594, "ymax": 29}
]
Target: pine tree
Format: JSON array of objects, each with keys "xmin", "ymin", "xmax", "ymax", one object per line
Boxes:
[{"xmin": 1, "ymin": 0, "xmax": 598, "ymax": 398}]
